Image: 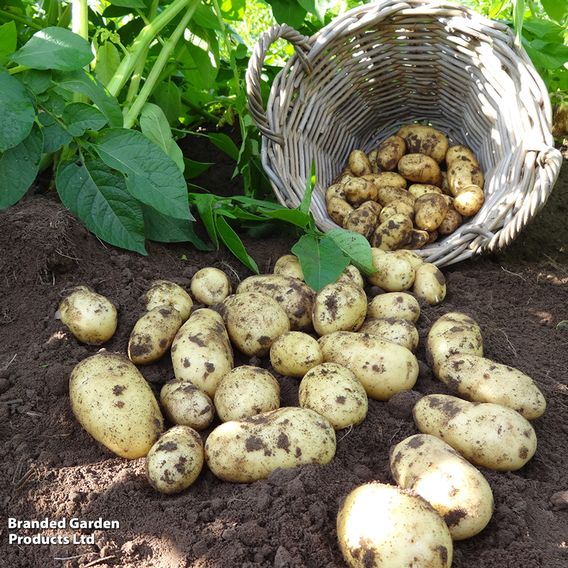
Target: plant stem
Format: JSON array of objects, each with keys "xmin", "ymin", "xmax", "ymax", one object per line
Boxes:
[
  {"xmin": 0, "ymin": 9, "xmax": 42, "ymax": 30},
  {"xmin": 181, "ymin": 95, "xmax": 220, "ymax": 122},
  {"xmin": 71, "ymin": 0, "xmax": 89, "ymax": 103},
  {"xmin": 7, "ymin": 65, "xmax": 27, "ymax": 75}
]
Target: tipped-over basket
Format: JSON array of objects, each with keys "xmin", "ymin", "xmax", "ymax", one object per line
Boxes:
[{"xmin": 245, "ymin": 0, "xmax": 563, "ymax": 266}]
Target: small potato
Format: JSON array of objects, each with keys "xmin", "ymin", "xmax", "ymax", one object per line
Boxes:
[
  {"xmin": 438, "ymin": 208, "xmax": 463, "ymax": 235},
  {"xmin": 144, "ymin": 280, "xmax": 193, "ymax": 322},
  {"xmin": 372, "ymin": 214, "xmax": 413, "ymax": 250},
  {"xmin": 312, "ymin": 281, "xmax": 367, "ymax": 336},
  {"xmin": 270, "ymin": 331, "xmax": 323, "ymax": 377},
  {"xmin": 205, "ymin": 407, "xmax": 336, "ymax": 482},
  {"xmin": 343, "ymin": 178, "xmax": 377, "ymax": 206},
  {"xmin": 128, "ymin": 306, "xmax": 183, "ymax": 364},
  {"xmin": 273, "ymin": 254, "xmax": 304, "ymax": 281},
  {"xmin": 327, "ymin": 196, "xmax": 354, "ymax": 226},
  {"xmin": 57, "ymin": 286, "xmax": 117, "ymax": 345},
  {"xmin": 337, "ymin": 482, "xmax": 453, "ymax": 568},
  {"xmin": 413, "ymin": 394, "xmax": 537, "ymax": 471},
  {"xmin": 397, "ymin": 124, "xmax": 449, "ymax": 163},
  {"xmin": 447, "ymin": 161, "xmax": 484, "ymax": 195},
  {"xmin": 446, "ymin": 144, "xmax": 479, "ymax": 166},
  {"xmin": 377, "ymin": 186, "xmax": 413, "ymax": 207},
  {"xmin": 413, "ymin": 263, "xmax": 447, "ymax": 305},
  {"xmin": 367, "ymin": 148, "xmax": 380, "ymax": 173},
  {"xmin": 438, "ymin": 354, "xmax": 546, "ymax": 420},
  {"xmin": 367, "ymin": 249, "xmax": 416, "ymax": 291},
  {"xmin": 160, "ymin": 379, "xmax": 214, "ymax": 431},
  {"xmin": 146, "ymin": 426, "xmax": 204, "ymax": 494},
  {"xmin": 325, "ymin": 183, "xmax": 346, "ymax": 204},
  {"xmin": 299, "ymin": 363, "xmax": 368, "ymax": 429},
  {"xmin": 376, "ymin": 135, "xmax": 406, "ymax": 171},
  {"xmin": 358, "ymin": 200, "xmax": 382, "ymax": 215},
  {"xmin": 378, "ymin": 201, "xmax": 415, "ymax": 224},
  {"xmin": 337, "ymin": 265, "xmax": 365, "ymax": 289},
  {"xmin": 454, "ymin": 185, "xmax": 485, "ymax": 217},
  {"xmin": 392, "ymin": 249, "xmax": 424, "ymax": 270},
  {"xmin": 408, "ymin": 183, "xmax": 443, "ymax": 199},
  {"xmin": 214, "ymin": 366, "xmax": 280, "ymax": 422},
  {"xmin": 344, "ymin": 206, "xmax": 378, "ymax": 238},
  {"xmin": 348, "ymin": 149, "xmax": 372, "ymax": 176},
  {"xmin": 407, "ymin": 229, "xmax": 430, "ymax": 249},
  {"xmin": 359, "ymin": 317, "xmax": 419, "ymax": 351},
  {"xmin": 190, "ymin": 267, "xmax": 232, "ymax": 306},
  {"xmin": 390, "ymin": 434, "xmax": 494, "ymax": 540},
  {"xmin": 398, "ymin": 153, "xmax": 442, "ymax": 186},
  {"xmin": 368, "ymin": 292, "xmax": 420, "ymax": 322},
  {"xmin": 414, "ymin": 193, "xmax": 449, "ymax": 231}
]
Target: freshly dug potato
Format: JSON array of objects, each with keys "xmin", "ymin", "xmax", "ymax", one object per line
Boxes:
[
  {"xmin": 367, "ymin": 249, "xmax": 416, "ymax": 291},
  {"xmin": 128, "ymin": 306, "xmax": 183, "ymax": 365},
  {"xmin": 447, "ymin": 161, "xmax": 484, "ymax": 196},
  {"xmin": 337, "ymin": 482, "xmax": 453, "ymax": 568},
  {"xmin": 414, "ymin": 193, "xmax": 449, "ymax": 231},
  {"xmin": 446, "ymin": 144, "xmax": 479, "ymax": 166},
  {"xmin": 205, "ymin": 407, "xmax": 336, "ymax": 482},
  {"xmin": 270, "ymin": 331, "xmax": 323, "ymax": 377},
  {"xmin": 368, "ymin": 292, "xmax": 420, "ymax": 322},
  {"xmin": 319, "ymin": 331, "xmax": 419, "ymax": 400},
  {"xmin": 274, "ymin": 254, "xmax": 304, "ymax": 281},
  {"xmin": 393, "ymin": 249, "xmax": 424, "ymax": 270},
  {"xmin": 214, "ymin": 366, "xmax": 280, "ymax": 422},
  {"xmin": 328, "ymin": 196, "xmax": 354, "ymax": 226},
  {"xmin": 171, "ymin": 308, "xmax": 234, "ymax": 397},
  {"xmin": 57, "ymin": 286, "xmax": 117, "ymax": 345},
  {"xmin": 397, "ymin": 124, "xmax": 449, "ymax": 163},
  {"xmin": 413, "ymin": 394, "xmax": 537, "ymax": 471},
  {"xmin": 344, "ymin": 206, "xmax": 378, "ymax": 238},
  {"xmin": 408, "ymin": 183, "xmax": 443, "ymax": 199},
  {"xmin": 348, "ymin": 149, "xmax": 372, "ymax": 176},
  {"xmin": 378, "ymin": 201, "xmax": 414, "ymax": 224},
  {"xmin": 438, "ymin": 207, "xmax": 463, "ymax": 235},
  {"xmin": 190, "ymin": 267, "xmax": 232, "ymax": 306},
  {"xmin": 343, "ymin": 178, "xmax": 377, "ymax": 206},
  {"xmin": 160, "ymin": 379, "xmax": 214, "ymax": 431},
  {"xmin": 427, "ymin": 229, "xmax": 439, "ymax": 243},
  {"xmin": 372, "ymin": 213, "xmax": 413, "ymax": 250},
  {"xmin": 220, "ymin": 292, "xmax": 290, "ymax": 356},
  {"xmin": 367, "ymin": 148, "xmax": 380, "ymax": 173},
  {"xmin": 69, "ymin": 352, "xmax": 164, "ymax": 459},
  {"xmin": 413, "ymin": 263, "xmax": 447, "ymax": 305},
  {"xmin": 370, "ymin": 171, "xmax": 407, "ymax": 190},
  {"xmin": 390, "ymin": 434, "xmax": 494, "ymax": 540},
  {"xmin": 325, "ymin": 183, "xmax": 346, "ymax": 204},
  {"xmin": 144, "ymin": 280, "xmax": 193, "ymax": 322},
  {"xmin": 359, "ymin": 317, "xmax": 419, "ymax": 351},
  {"xmin": 377, "ymin": 185, "xmax": 413, "ymax": 207},
  {"xmin": 299, "ymin": 363, "xmax": 368, "ymax": 429},
  {"xmin": 237, "ymin": 275, "xmax": 315, "ymax": 331},
  {"xmin": 337, "ymin": 265, "xmax": 365, "ymax": 289},
  {"xmin": 437, "ymin": 354, "xmax": 546, "ymax": 420},
  {"xmin": 312, "ymin": 281, "xmax": 367, "ymax": 336},
  {"xmin": 376, "ymin": 135, "xmax": 406, "ymax": 171},
  {"xmin": 454, "ymin": 185, "xmax": 485, "ymax": 217},
  {"xmin": 146, "ymin": 426, "xmax": 204, "ymax": 494},
  {"xmin": 407, "ymin": 228, "xmax": 430, "ymax": 249},
  {"xmin": 398, "ymin": 153, "xmax": 442, "ymax": 185}
]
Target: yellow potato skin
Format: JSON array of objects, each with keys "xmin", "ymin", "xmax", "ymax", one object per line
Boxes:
[
  {"xmin": 144, "ymin": 280, "xmax": 193, "ymax": 322},
  {"xmin": 273, "ymin": 254, "xmax": 304, "ymax": 281},
  {"xmin": 270, "ymin": 331, "xmax": 323, "ymax": 378},
  {"xmin": 343, "ymin": 178, "xmax": 377, "ymax": 206},
  {"xmin": 190, "ymin": 267, "xmax": 232, "ymax": 306},
  {"xmin": 378, "ymin": 201, "xmax": 414, "ymax": 224},
  {"xmin": 348, "ymin": 149, "xmax": 372, "ymax": 176},
  {"xmin": 438, "ymin": 208, "xmax": 463, "ymax": 235},
  {"xmin": 446, "ymin": 144, "xmax": 479, "ymax": 166},
  {"xmin": 367, "ymin": 292, "xmax": 420, "ymax": 322},
  {"xmin": 414, "ymin": 193, "xmax": 449, "ymax": 231},
  {"xmin": 160, "ymin": 380, "xmax": 215, "ymax": 431},
  {"xmin": 359, "ymin": 317, "xmax": 419, "ymax": 351},
  {"xmin": 344, "ymin": 206, "xmax": 378, "ymax": 238},
  {"xmin": 372, "ymin": 214, "xmax": 413, "ymax": 250},
  {"xmin": 454, "ymin": 186, "xmax": 485, "ymax": 217},
  {"xmin": 376, "ymin": 135, "xmax": 406, "ymax": 171},
  {"xmin": 367, "ymin": 249, "xmax": 416, "ymax": 291},
  {"xmin": 397, "ymin": 124, "xmax": 449, "ymax": 163},
  {"xmin": 328, "ymin": 196, "xmax": 354, "ymax": 226},
  {"xmin": 398, "ymin": 153, "xmax": 442, "ymax": 186},
  {"xmin": 413, "ymin": 263, "xmax": 447, "ymax": 306}
]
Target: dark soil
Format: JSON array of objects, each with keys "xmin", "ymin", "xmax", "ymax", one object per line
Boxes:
[{"xmin": 1, "ymin": 150, "xmax": 567, "ymax": 568}]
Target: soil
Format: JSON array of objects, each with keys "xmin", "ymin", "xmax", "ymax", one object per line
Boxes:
[{"xmin": 1, "ymin": 147, "xmax": 567, "ymax": 568}]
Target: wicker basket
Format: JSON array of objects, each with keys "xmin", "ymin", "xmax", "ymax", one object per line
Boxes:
[{"xmin": 245, "ymin": 0, "xmax": 563, "ymax": 266}]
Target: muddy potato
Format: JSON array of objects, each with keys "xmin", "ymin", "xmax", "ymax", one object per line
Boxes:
[
  {"xmin": 372, "ymin": 213, "xmax": 413, "ymax": 250},
  {"xmin": 377, "ymin": 185, "xmax": 413, "ymax": 207},
  {"xmin": 367, "ymin": 249, "xmax": 416, "ymax": 291},
  {"xmin": 393, "ymin": 249, "xmax": 424, "ymax": 270},
  {"xmin": 390, "ymin": 434, "xmax": 494, "ymax": 540},
  {"xmin": 414, "ymin": 193, "xmax": 449, "ymax": 231},
  {"xmin": 348, "ymin": 149, "xmax": 372, "ymax": 176},
  {"xmin": 205, "ymin": 407, "xmax": 336, "ymax": 482},
  {"xmin": 57, "ymin": 286, "xmax": 117, "ymax": 345},
  {"xmin": 69, "ymin": 352, "xmax": 164, "ymax": 459},
  {"xmin": 144, "ymin": 280, "xmax": 193, "ymax": 322},
  {"xmin": 214, "ymin": 366, "xmax": 280, "ymax": 422},
  {"xmin": 337, "ymin": 265, "xmax": 365, "ymax": 289},
  {"xmin": 359, "ymin": 317, "xmax": 419, "ymax": 351},
  {"xmin": 368, "ymin": 171, "xmax": 408, "ymax": 190},
  {"xmin": 190, "ymin": 267, "xmax": 231, "ymax": 306},
  {"xmin": 413, "ymin": 263, "xmax": 447, "ymax": 306},
  {"xmin": 367, "ymin": 148, "xmax": 380, "ymax": 173},
  {"xmin": 326, "ymin": 183, "xmax": 346, "ymax": 204},
  {"xmin": 171, "ymin": 308, "xmax": 234, "ymax": 397},
  {"xmin": 319, "ymin": 331, "xmax": 419, "ymax": 400},
  {"xmin": 274, "ymin": 254, "xmax": 304, "ymax": 281},
  {"xmin": 446, "ymin": 144, "xmax": 479, "ymax": 166},
  {"xmin": 270, "ymin": 331, "xmax": 323, "ymax": 377},
  {"xmin": 344, "ymin": 206, "xmax": 378, "ymax": 238},
  {"xmin": 146, "ymin": 426, "xmax": 204, "ymax": 494},
  {"xmin": 398, "ymin": 124, "xmax": 450, "ymax": 163},
  {"xmin": 438, "ymin": 207, "xmax": 463, "ymax": 235},
  {"xmin": 378, "ymin": 201, "xmax": 415, "ymax": 223},
  {"xmin": 376, "ymin": 135, "xmax": 406, "ymax": 171},
  {"xmin": 413, "ymin": 394, "xmax": 537, "ymax": 471},
  {"xmin": 438, "ymin": 354, "xmax": 546, "ymax": 420},
  {"xmin": 454, "ymin": 186, "xmax": 485, "ymax": 217},
  {"xmin": 368, "ymin": 292, "xmax": 420, "ymax": 322},
  {"xmin": 398, "ymin": 153, "xmax": 442, "ymax": 186},
  {"xmin": 337, "ymin": 482, "xmax": 453, "ymax": 568},
  {"xmin": 299, "ymin": 363, "xmax": 368, "ymax": 429},
  {"xmin": 408, "ymin": 183, "xmax": 443, "ymax": 199},
  {"xmin": 328, "ymin": 196, "xmax": 354, "ymax": 226},
  {"xmin": 343, "ymin": 178, "xmax": 377, "ymax": 206},
  {"xmin": 447, "ymin": 161, "xmax": 484, "ymax": 196},
  {"xmin": 408, "ymin": 229, "xmax": 430, "ymax": 249},
  {"xmin": 160, "ymin": 379, "xmax": 214, "ymax": 431}
]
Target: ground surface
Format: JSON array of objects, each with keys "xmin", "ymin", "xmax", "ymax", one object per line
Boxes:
[{"xmin": 1, "ymin": 149, "xmax": 567, "ymax": 568}]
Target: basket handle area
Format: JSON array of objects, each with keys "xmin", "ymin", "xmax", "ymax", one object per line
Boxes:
[{"xmin": 246, "ymin": 24, "xmax": 312, "ymax": 145}]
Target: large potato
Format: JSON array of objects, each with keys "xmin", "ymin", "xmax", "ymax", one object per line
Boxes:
[
  {"xmin": 69, "ymin": 352, "xmax": 164, "ymax": 459},
  {"xmin": 398, "ymin": 153, "xmax": 442, "ymax": 186},
  {"xmin": 408, "ymin": 183, "xmax": 443, "ymax": 199},
  {"xmin": 326, "ymin": 183, "xmax": 346, "ymax": 204},
  {"xmin": 144, "ymin": 280, "xmax": 193, "ymax": 322},
  {"xmin": 437, "ymin": 354, "xmax": 546, "ymax": 420},
  {"xmin": 413, "ymin": 263, "xmax": 447, "ymax": 306},
  {"xmin": 446, "ymin": 144, "xmax": 479, "ymax": 166},
  {"xmin": 367, "ymin": 292, "xmax": 420, "ymax": 322},
  {"xmin": 454, "ymin": 185, "xmax": 485, "ymax": 217},
  {"xmin": 160, "ymin": 379, "xmax": 215, "ymax": 431},
  {"xmin": 390, "ymin": 434, "xmax": 494, "ymax": 540},
  {"xmin": 337, "ymin": 265, "xmax": 365, "ymax": 288},
  {"xmin": 367, "ymin": 249, "xmax": 416, "ymax": 291},
  {"xmin": 205, "ymin": 407, "xmax": 336, "ymax": 482},
  {"xmin": 397, "ymin": 124, "xmax": 449, "ymax": 163},
  {"xmin": 348, "ymin": 149, "xmax": 372, "ymax": 176},
  {"xmin": 378, "ymin": 200, "xmax": 415, "ymax": 224},
  {"xmin": 377, "ymin": 185, "xmax": 413, "ymax": 207},
  {"xmin": 337, "ymin": 482, "xmax": 453, "ymax": 568},
  {"xmin": 372, "ymin": 214, "xmax": 413, "ymax": 250},
  {"xmin": 370, "ymin": 172, "xmax": 407, "ymax": 191},
  {"xmin": 190, "ymin": 267, "xmax": 232, "ymax": 305},
  {"xmin": 343, "ymin": 178, "xmax": 377, "ymax": 206},
  {"xmin": 171, "ymin": 308, "xmax": 233, "ymax": 397},
  {"xmin": 327, "ymin": 196, "xmax": 353, "ymax": 226},
  {"xmin": 270, "ymin": 331, "xmax": 323, "ymax": 378},
  {"xmin": 393, "ymin": 249, "xmax": 424, "ymax": 270},
  {"xmin": 447, "ymin": 161, "xmax": 484, "ymax": 196},
  {"xmin": 375, "ymin": 135, "xmax": 406, "ymax": 171},
  {"xmin": 413, "ymin": 394, "xmax": 537, "ymax": 471},
  {"xmin": 344, "ymin": 205, "xmax": 378, "ymax": 238},
  {"xmin": 319, "ymin": 331, "xmax": 418, "ymax": 400},
  {"xmin": 414, "ymin": 193, "xmax": 448, "ymax": 231},
  {"xmin": 273, "ymin": 254, "xmax": 304, "ymax": 280},
  {"xmin": 359, "ymin": 317, "xmax": 419, "ymax": 351}
]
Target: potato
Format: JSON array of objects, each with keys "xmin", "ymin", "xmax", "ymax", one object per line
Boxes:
[
  {"xmin": 427, "ymin": 229, "xmax": 439, "ymax": 243},
  {"xmin": 190, "ymin": 267, "xmax": 232, "ymax": 306},
  {"xmin": 325, "ymin": 183, "xmax": 346, "ymax": 204},
  {"xmin": 299, "ymin": 363, "xmax": 368, "ymax": 429},
  {"xmin": 438, "ymin": 207, "xmax": 463, "ymax": 235},
  {"xmin": 398, "ymin": 153, "xmax": 442, "ymax": 186},
  {"xmin": 377, "ymin": 201, "xmax": 414, "ymax": 223},
  {"xmin": 337, "ymin": 482, "xmax": 453, "ymax": 568},
  {"xmin": 144, "ymin": 280, "xmax": 193, "ymax": 322},
  {"xmin": 359, "ymin": 317, "xmax": 419, "ymax": 351},
  {"xmin": 270, "ymin": 331, "xmax": 323, "ymax": 377},
  {"xmin": 128, "ymin": 306, "xmax": 183, "ymax": 365},
  {"xmin": 367, "ymin": 148, "xmax": 380, "ymax": 173},
  {"xmin": 214, "ymin": 366, "xmax": 280, "ymax": 422},
  {"xmin": 392, "ymin": 249, "xmax": 424, "ymax": 270},
  {"xmin": 414, "ymin": 193, "xmax": 449, "ymax": 231},
  {"xmin": 312, "ymin": 281, "xmax": 367, "ymax": 336},
  {"xmin": 440, "ymin": 171, "xmax": 451, "ymax": 195},
  {"xmin": 397, "ymin": 124, "xmax": 449, "ymax": 163},
  {"xmin": 348, "ymin": 149, "xmax": 372, "ymax": 176},
  {"xmin": 368, "ymin": 292, "xmax": 420, "ymax": 322},
  {"xmin": 413, "ymin": 263, "xmax": 447, "ymax": 305},
  {"xmin": 390, "ymin": 434, "xmax": 494, "ymax": 540},
  {"xmin": 413, "ymin": 394, "xmax": 537, "ymax": 471},
  {"xmin": 446, "ymin": 144, "xmax": 479, "ymax": 166},
  {"xmin": 69, "ymin": 352, "xmax": 164, "ymax": 459},
  {"xmin": 372, "ymin": 213, "xmax": 413, "ymax": 250},
  {"xmin": 160, "ymin": 379, "xmax": 214, "ymax": 431},
  {"xmin": 407, "ymin": 228, "xmax": 430, "ymax": 249},
  {"xmin": 220, "ymin": 292, "xmax": 290, "ymax": 356},
  {"xmin": 343, "ymin": 178, "xmax": 377, "ymax": 206},
  {"xmin": 367, "ymin": 249, "xmax": 416, "ymax": 291},
  {"xmin": 57, "ymin": 286, "xmax": 117, "ymax": 345},
  {"xmin": 146, "ymin": 426, "xmax": 204, "ymax": 494},
  {"xmin": 447, "ymin": 161, "xmax": 484, "ymax": 196},
  {"xmin": 319, "ymin": 331, "xmax": 419, "ymax": 400},
  {"xmin": 337, "ymin": 265, "xmax": 365, "ymax": 289},
  {"xmin": 344, "ymin": 205, "xmax": 378, "ymax": 238},
  {"xmin": 205, "ymin": 407, "xmax": 336, "ymax": 482},
  {"xmin": 171, "ymin": 308, "xmax": 233, "ymax": 397},
  {"xmin": 376, "ymin": 135, "xmax": 406, "ymax": 171},
  {"xmin": 377, "ymin": 185, "xmax": 413, "ymax": 207},
  {"xmin": 274, "ymin": 254, "xmax": 304, "ymax": 280},
  {"xmin": 328, "ymin": 196, "xmax": 354, "ymax": 226},
  {"xmin": 367, "ymin": 171, "xmax": 408, "ymax": 190},
  {"xmin": 236, "ymin": 274, "xmax": 315, "ymax": 331},
  {"xmin": 437, "ymin": 354, "xmax": 546, "ymax": 420},
  {"xmin": 408, "ymin": 183, "xmax": 442, "ymax": 199},
  {"xmin": 454, "ymin": 185, "xmax": 485, "ymax": 217}
]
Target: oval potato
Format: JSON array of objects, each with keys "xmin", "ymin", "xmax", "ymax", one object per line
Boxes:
[
  {"xmin": 327, "ymin": 196, "xmax": 354, "ymax": 226},
  {"xmin": 454, "ymin": 186, "xmax": 485, "ymax": 217},
  {"xmin": 438, "ymin": 208, "xmax": 463, "ymax": 235},
  {"xmin": 372, "ymin": 214, "xmax": 413, "ymax": 250},
  {"xmin": 398, "ymin": 153, "xmax": 442, "ymax": 186},
  {"xmin": 397, "ymin": 124, "xmax": 449, "ymax": 163},
  {"xmin": 367, "ymin": 249, "xmax": 416, "ymax": 291},
  {"xmin": 446, "ymin": 144, "xmax": 479, "ymax": 166},
  {"xmin": 190, "ymin": 267, "xmax": 232, "ymax": 306},
  {"xmin": 367, "ymin": 292, "xmax": 420, "ymax": 322},
  {"xmin": 144, "ymin": 280, "xmax": 193, "ymax": 322},
  {"xmin": 344, "ymin": 206, "xmax": 378, "ymax": 238},
  {"xmin": 274, "ymin": 254, "xmax": 304, "ymax": 281},
  {"xmin": 359, "ymin": 317, "xmax": 419, "ymax": 351},
  {"xmin": 160, "ymin": 379, "xmax": 215, "ymax": 431},
  {"xmin": 407, "ymin": 228, "xmax": 430, "ymax": 249},
  {"xmin": 378, "ymin": 201, "xmax": 415, "ymax": 224},
  {"xmin": 447, "ymin": 161, "xmax": 484, "ymax": 196},
  {"xmin": 337, "ymin": 265, "xmax": 365, "ymax": 289},
  {"xmin": 413, "ymin": 263, "xmax": 447, "ymax": 306},
  {"xmin": 343, "ymin": 178, "xmax": 377, "ymax": 206},
  {"xmin": 326, "ymin": 183, "xmax": 346, "ymax": 204},
  {"xmin": 348, "ymin": 149, "xmax": 372, "ymax": 176},
  {"xmin": 408, "ymin": 183, "xmax": 443, "ymax": 199},
  {"xmin": 414, "ymin": 193, "xmax": 449, "ymax": 231},
  {"xmin": 270, "ymin": 331, "xmax": 323, "ymax": 378},
  {"xmin": 377, "ymin": 186, "xmax": 413, "ymax": 207},
  {"xmin": 376, "ymin": 135, "xmax": 406, "ymax": 171}
]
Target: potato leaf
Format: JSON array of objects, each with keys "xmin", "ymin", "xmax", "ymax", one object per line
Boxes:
[
  {"xmin": 325, "ymin": 228, "xmax": 376, "ymax": 274},
  {"xmin": 206, "ymin": 132, "xmax": 239, "ymax": 160},
  {"xmin": 215, "ymin": 216, "xmax": 259, "ymax": 273},
  {"xmin": 39, "ymin": 113, "xmax": 73, "ymax": 153},
  {"xmin": 63, "ymin": 103, "xmax": 108, "ymax": 136},
  {"xmin": 0, "ymin": 21, "xmax": 17, "ymax": 64},
  {"xmin": 0, "ymin": 71, "xmax": 36, "ymax": 152},
  {"xmin": 190, "ymin": 193, "xmax": 219, "ymax": 248}
]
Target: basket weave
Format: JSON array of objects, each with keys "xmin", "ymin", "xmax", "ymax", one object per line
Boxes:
[{"xmin": 246, "ymin": 0, "xmax": 563, "ymax": 266}]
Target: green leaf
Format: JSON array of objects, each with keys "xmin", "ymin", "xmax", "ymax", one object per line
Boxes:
[
  {"xmin": 56, "ymin": 158, "xmax": 146, "ymax": 254},
  {"xmin": 522, "ymin": 18, "xmax": 565, "ymax": 42},
  {"xmin": 292, "ymin": 234, "xmax": 349, "ymax": 291},
  {"xmin": 108, "ymin": 0, "xmax": 146, "ymax": 7},
  {"xmin": 220, "ymin": 0, "xmax": 245, "ymax": 20},
  {"xmin": 0, "ymin": 124, "xmax": 43, "ymax": 209},
  {"xmin": 215, "ymin": 216, "xmax": 259, "ymax": 273},
  {"xmin": 267, "ymin": 0, "xmax": 307, "ymax": 27},
  {"xmin": 152, "ymin": 81, "xmax": 182, "ymax": 125},
  {"xmin": 513, "ymin": 0, "xmax": 525, "ymax": 42},
  {"xmin": 95, "ymin": 41, "xmax": 121, "ymax": 87},
  {"xmin": 0, "ymin": 71, "xmax": 36, "ymax": 152},
  {"xmin": 183, "ymin": 158, "xmax": 213, "ymax": 179},
  {"xmin": 21, "ymin": 70, "xmax": 52, "ymax": 95},
  {"xmin": 325, "ymin": 228, "xmax": 376, "ymax": 274},
  {"xmin": 206, "ymin": 132, "xmax": 239, "ymax": 160},
  {"xmin": 39, "ymin": 113, "xmax": 72, "ymax": 153},
  {"xmin": 11, "ymin": 27, "xmax": 93, "ymax": 71},
  {"xmin": 541, "ymin": 0, "xmax": 568, "ymax": 23},
  {"xmin": 0, "ymin": 21, "xmax": 17, "ymax": 64},
  {"xmin": 62, "ymin": 102, "xmax": 108, "ymax": 136},
  {"xmin": 190, "ymin": 193, "xmax": 219, "ymax": 247},
  {"xmin": 263, "ymin": 208, "xmax": 311, "ymax": 228},
  {"xmin": 94, "ymin": 128, "xmax": 189, "ymax": 220},
  {"xmin": 193, "ymin": 4, "xmax": 223, "ymax": 30}
]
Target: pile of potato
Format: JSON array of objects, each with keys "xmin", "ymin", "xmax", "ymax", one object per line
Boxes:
[{"xmin": 325, "ymin": 124, "xmax": 486, "ymax": 250}]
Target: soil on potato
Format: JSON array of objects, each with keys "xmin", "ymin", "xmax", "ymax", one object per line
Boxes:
[{"xmin": 1, "ymin": 141, "xmax": 567, "ymax": 568}]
